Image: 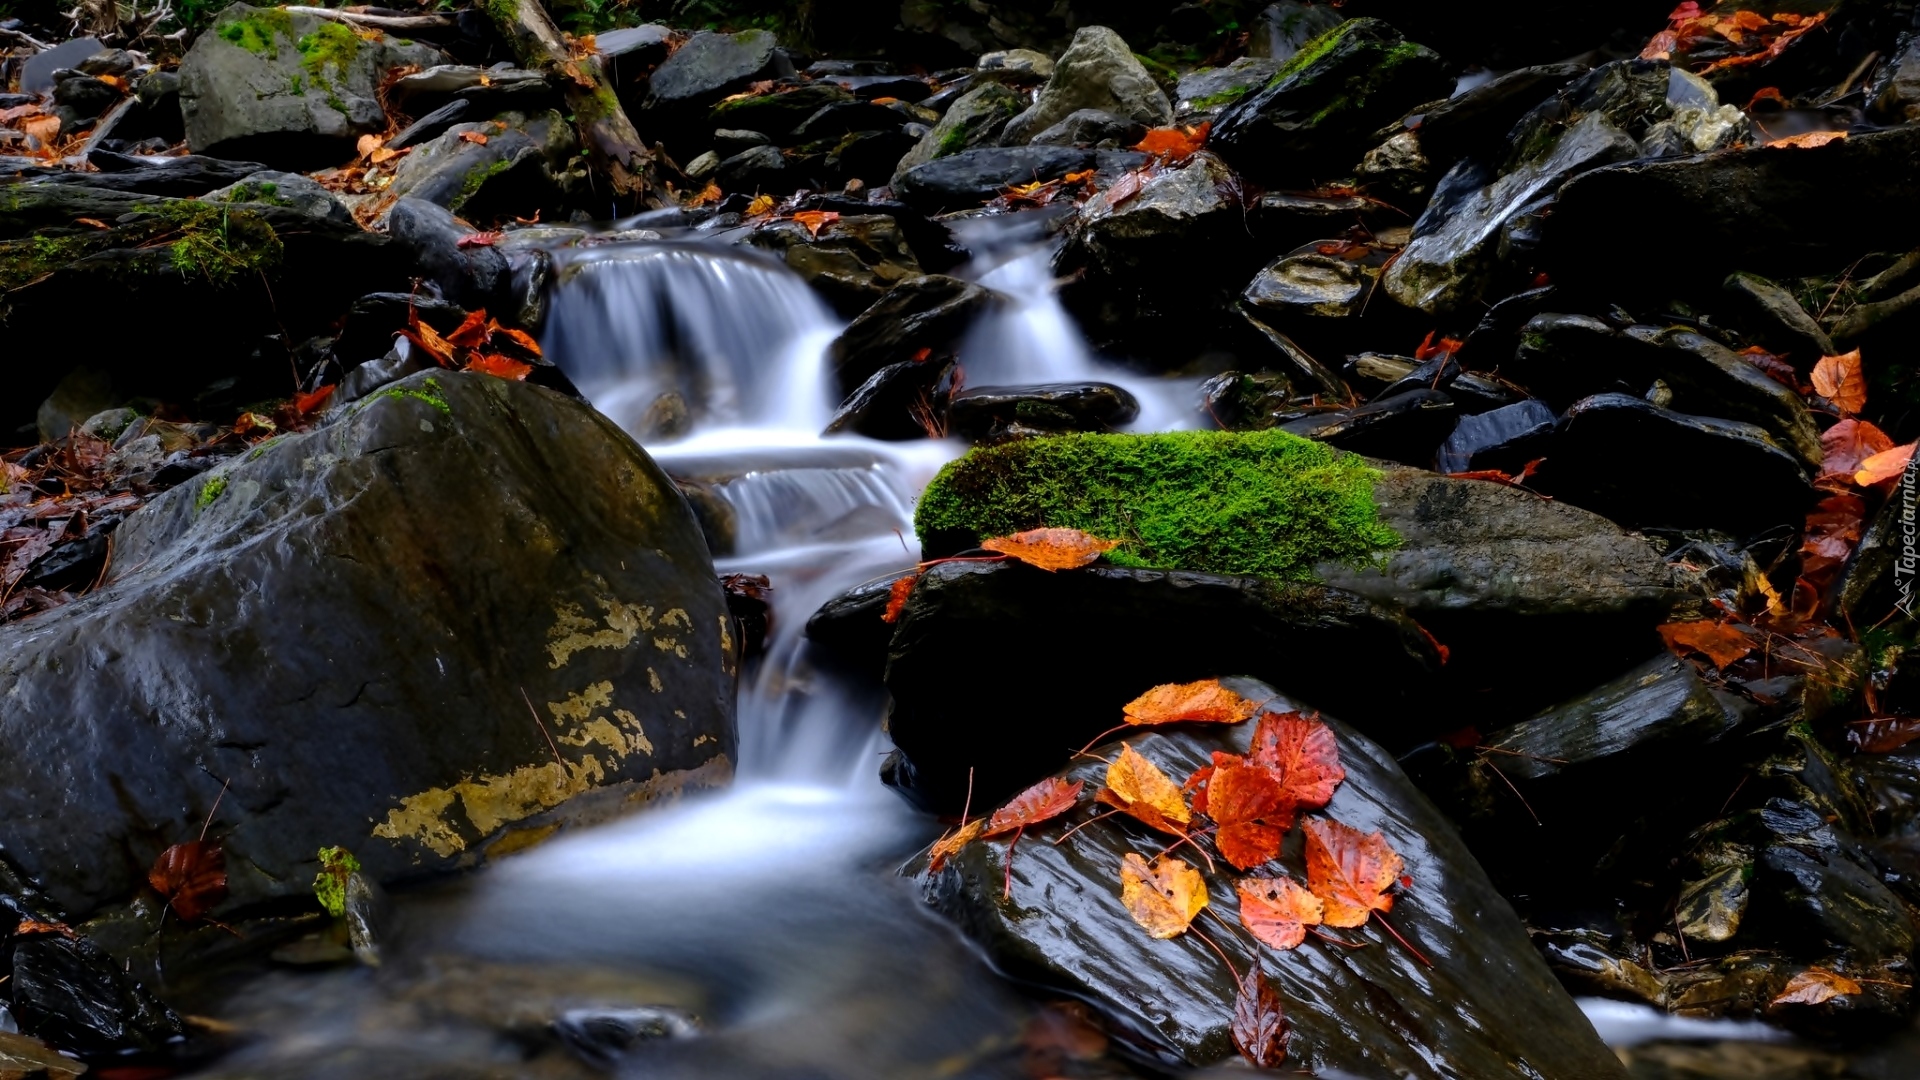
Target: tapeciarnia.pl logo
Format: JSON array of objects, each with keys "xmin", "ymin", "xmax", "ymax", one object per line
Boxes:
[{"xmin": 1897, "ymin": 448, "xmax": 1920, "ymax": 618}]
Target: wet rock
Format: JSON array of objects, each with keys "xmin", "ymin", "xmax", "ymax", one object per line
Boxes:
[
  {"xmin": 745, "ymin": 214, "xmax": 924, "ymax": 317},
  {"xmin": 830, "ymin": 274, "xmax": 998, "ymax": 398},
  {"xmin": 1354, "ymin": 130, "xmax": 1431, "ymax": 206},
  {"xmin": 1028, "ymin": 108, "xmax": 1147, "ymax": 149},
  {"xmin": 888, "ymin": 82, "xmax": 1025, "ymax": 181},
  {"xmin": 0, "ymin": 1031, "xmax": 87, "ymax": 1078},
  {"xmin": 41, "ymin": 151, "xmax": 268, "ymax": 196},
  {"xmin": 893, "ymin": 145, "xmax": 1147, "ymax": 213},
  {"xmin": 20, "ymin": 37, "xmax": 103, "ymax": 95},
  {"xmin": 593, "ymin": 23, "xmax": 673, "ymax": 66},
  {"xmin": 1549, "ymin": 125, "xmax": 1920, "ymax": 297},
  {"xmin": 1174, "ymin": 57, "xmax": 1280, "ymax": 119},
  {"xmin": 947, "ymin": 382, "xmax": 1139, "ymax": 441},
  {"xmin": 791, "ymin": 100, "xmax": 906, "ymax": 142},
  {"xmin": 51, "ymin": 73, "xmax": 120, "ymax": 134},
  {"xmin": 978, "ymin": 48, "xmax": 1053, "ymax": 80},
  {"xmin": 1414, "ymin": 63, "xmax": 1588, "ymax": 169},
  {"xmin": 1234, "ymin": 306, "xmax": 1350, "ymax": 400},
  {"xmin": 824, "ymin": 128, "xmax": 921, "ymax": 188},
  {"xmin": 1533, "ymin": 393, "xmax": 1813, "ymax": 535},
  {"xmin": 386, "ymin": 65, "xmax": 555, "ymax": 117},
  {"xmin": 1279, "ymin": 388, "xmax": 1455, "ymax": 467},
  {"xmin": 385, "ymin": 99, "xmax": 470, "ymax": 151},
  {"xmin": 707, "ymin": 81, "xmax": 851, "ymax": 142},
  {"xmin": 715, "ymin": 144, "xmax": 788, "ymax": 192},
  {"xmin": 1247, "ymin": 1, "xmax": 1345, "ymax": 62},
  {"xmin": 385, "ymin": 197, "xmax": 510, "ymax": 311},
  {"xmin": 383, "ymin": 111, "xmax": 578, "ymax": 220},
  {"xmin": 1873, "ymin": 34, "xmax": 1920, "ymax": 123},
  {"xmin": 1198, "ymin": 370, "xmax": 1294, "ymax": 431},
  {"xmin": 554, "ymin": 1005, "xmax": 697, "ymax": 1068},
  {"xmin": 332, "ymin": 292, "xmax": 468, "ymax": 367},
  {"xmin": 0, "ymin": 372, "xmax": 736, "ymax": 918},
  {"xmin": 998, "ymin": 26, "xmax": 1171, "ymax": 146},
  {"xmin": 1753, "ymin": 798, "xmax": 1916, "ymax": 967},
  {"xmin": 646, "ymin": 29, "xmax": 789, "ymax": 110},
  {"xmin": 881, "ymin": 564, "xmax": 1439, "ymax": 808},
  {"xmin": 178, "ymin": 4, "xmax": 449, "ymax": 170},
  {"xmin": 825, "ymin": 74, "xmax": 933, "ymax": 103},
  {"xmin": 1243, "ymin": 252, "xmax": 1374, "ymax": 321},
  {"xmin": 1509, "ymin": 314, "xmax": 1822, "ymax": 469},
  {"xmin": 822, "ymin": 354, "xmax": 955, "ymax": 441},
  {"xmin": 203, "ymin": 169, "xmax": 352, "ymax": 225},
  {"xmin": 915, "ymin": 682, "xmax": 1629, "ymax": 1076},
  {"xmin": 1435, "ymin": 398, "xmax": 1556, "ymax": 473},
  {"xmin": 1211, "ymin": 18, "xmax": 1449, "ymax": 186},
  {"xmin": 1723, "ymin": 271, "xmax": 1835, "ymax": 364}
]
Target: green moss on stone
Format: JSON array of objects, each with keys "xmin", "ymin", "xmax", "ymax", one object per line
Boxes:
[
  {"xmin": 312, "ymin": 845, "xmax": 361, "ymax": 917},
  {"xmin": 297, "ymin": 21, "xmax": 361, "ymax": 87},
  {"xmin": 914, "ymin": 429, "xmax": 1399, "ymax": 582},
  {"xmin": 450, "ymin": 156, "xmax": 515, "ymax": 211},
  {"xmin": 360, "ymin": 376, "xmax": 452, "ymax": 415},
  {"xmin": 217, "ymin": 7, "xmax": 294, "ymax": 55},
  {"xmin": 196, "ymin": 474, "xmax": 228, "ymax": 510},
  {"xmin": 1268, "ymin": 18, "xmax": 1357, "ymax": 87},
  {"xmin": 159, "ymin": 200, "xmax": 284, "ymax": 283},
  {"xmin": 1190, "ymin": 84, "xmax": 1254, "ymax": 109},
  {"xmin": 0, "ymin": 199, "xmax": 281, "ymax": 292}
]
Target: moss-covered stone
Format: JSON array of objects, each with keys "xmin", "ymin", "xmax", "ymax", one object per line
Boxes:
[
  {"xmin": 0, "ymin": 198, "xmax": 282, "ymax": 292},
  {"xmin": 914, "ymin": 429, "xmax": 1398, "ymax": 581},
  {"xmin": 296, "ymin": 21, "xmax": 361, "ymax": 85},
  {"xmin": 216, "ymin": 6, "xmax": 294, "ymax": 55}
]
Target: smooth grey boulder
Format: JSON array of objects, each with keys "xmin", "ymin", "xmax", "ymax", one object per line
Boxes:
[
  {"xmin": 891, "ymin": 81, "xmax": 1022, "ymax": 183},
  {"xmin": 916, "ymin": 680, "xmax": 1630, "ymax": 1078},
  {"xmin": 385, "ymin": 196, "xmax": 510, "ymax": 311},
  {"xmin": 999, "ymin": 26, "xmax": 1172, "ymax": 146},
  {"xmin": 0, "ymin": 372, "xmax": 736, "ymax": 920},
  {"xmin": 202, "ymin": 169, "xmax": 352, "ymax": 224},
  {"xmin": 178, "ymin": 4, "xmax": 449, "ymax": 169},
  {"xmin": 382, "ymin": 111, "xmax": 578, "ymax": 218},
  {"xmin": 647, "ymin": 29, "xmax": 788, "ymax": 108}
]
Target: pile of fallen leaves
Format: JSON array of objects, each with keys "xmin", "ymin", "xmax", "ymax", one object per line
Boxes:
[
  {"xmin": 928, "ymin": 677, "xmax": 1422, "ymax": 1069},
  {"xmin": 399, "ymin": 304, "xmax": 545, "ymax": 380},
  {"xmin": 1642, "ymin": 1, "xmax": 1831, "ymax": 72}
]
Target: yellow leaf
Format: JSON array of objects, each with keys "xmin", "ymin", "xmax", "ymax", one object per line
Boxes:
[
  {"xmin": 1102, "ymin": 743, "xmax": 1191, "ymax": 827},
  {"xmin": 1119, "ymin": 853, "xmax": 1207, "ymax": 939},
  {"xmin": 979, "ymin": 527, "xmax": 1122, "ymax": 572}
]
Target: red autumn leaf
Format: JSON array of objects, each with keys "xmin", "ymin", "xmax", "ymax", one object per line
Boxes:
[
  {"xmin": 1236, "ymin": 875, "xmax": 1324, "ymax": 951},
  {"xmin": 1249, "ymin": 711, "xmax": 1345, "ymax": 809},
  {"xmin": 1656, "ymin": 620, "xmax": 1756, "ymax": 669},
  {"xmin": 881, "ymin": 571, "xmax": 921, "ymax": 624},
  {"xmin": 465, "ymin": 353, "xmax": 534, "ymax": 381},
  {"xmin": 1230, "ymin": 961, "xmax": 1289, "ymax": 1068},
  {"xmin": 927, "ymin": 817, "xmax": 985, "ymax": 872},
  {"xmin": 983, "ymin": 777, "xmax": 1083, "ymax": 838},
  {"xmin": 293, "ymin": 385, "xmax": 336, "ymax": 415},
  {"xmin": 1812, "ymin": 350, "xmax": 1867, "ymax": 416},
  {"xmin": 148, "ymin": 840, "xmax": 227, "ymax": 922},
  {"xmin": 1413, "ymin": 330, "xmax": 1463, "ymax": 361},
  {"xmin": 1820, "ymin": 418, "xmax": 1894, "ymax": 481},
  {"xmin": 793, "ymin": 210, "xmax": 840, "ymax": 239},
  {"xmin": 1858, "ymin": 443, "xmax": 1917, "ymax": 487},
  {"xmin": 1302, "ymin": 817, "xmax": 1402, "ymax": 928},
  {"xmin": 445, "ymin": 309, "xmax": 493, "ymax": 349},
  {"xmin": 12, "ymin": 920, "xmax": 75, "ymax": 939},
  {"xmin": 401, "ymin": 307, "xmax": 459, "ymax": 368},
  {"xmin": 1849, "ymin": 717, "xmax": 1920, "ymax": 754},
  {"xmin": 1739, "ymin": 345, "xmax": 1801, "ymax": 390},
  {"xmin": 1206, "ymin": 761, "xmax": 1291, "ymax": 869},
  {"xmin": 497, "ymin": 326, "xmax": 543, "ymax": 357},
  {"xmin": 456, "ymin": 231, "xmax": 503, "ymax": 249},
  {"xmin": 1747, "ymin": 87, "xmax": 1791, "ymax": 110},
  {"xmin": 458, "ymin": 130, "xmax": 490, "ymax": 145},
  {"xmin": 981, "ymin": 527, "xmax": 1122, "ymax": 571}
]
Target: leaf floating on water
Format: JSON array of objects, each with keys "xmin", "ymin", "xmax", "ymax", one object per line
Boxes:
[
  {"xmin": 1249, "ymin": 711, "xmax": 1345, "ymax": 809},
  {"xmin": 1237, "ymin": 876, "xmax": 1324, "ymax": 951},
  {"xmin": 1123, "ymin": 678, "xmax": 1257, "ymax": 727},
  {"xmin": 1772, "ymin": 967, "xmax": 1863, "ymax": 1007},
  {"xmin": 1095, "ymin": 743, "xmax": 1191, "ymax": 835},
  {"xmin": 149, "ymin": 840, "xmax": 228, "ymax": 922},
  {"xmin": 984, "ymin": 777, "xmax": 1083, "ymax": 838},
  {"xmin": 927, "ymin": 818, "xmax": 985, "ymax": 873},
  {"xmin": 1302, "ymin": 818, "xmax": 1402, "ymax": 929},
  {"xmin": 1118, "ymin": 852, "xmax": 1207, "ymax": 939},
  {"xmin": 1656, "ymin": 620, "xmax": 1756, "ymax": 670},
  {"xmin": 1811, "ymin": 350, "xmax": 1867, "ymax": 416},
  {"xmin": 980, "ymin": 527, "xmax": 1122, "ymax": 572},
  {"xmin": 1230, "ymin": 960, "xmax": 1289, "ymax": 1068}
]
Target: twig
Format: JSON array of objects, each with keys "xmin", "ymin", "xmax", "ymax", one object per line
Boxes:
[
  {"xmin": 1480, "ymin": 758, "xmax": 1542, "ymax": 826},
  {"xmin": 1052, "ymin": 807, "xmax": 1122, "ymax": 844},
  {"xmin": 1309, "ymin": 926, "xmax": 1364, "ymax": 947},
  {"xmin": 1002, "ymin": 825, "xmax": 1024, "ymax": 899},
  {"xmin": 1373, "ymin": 911, "xmax": 1433, "ymax": 968},
  {"xmin": 282, "ymin": 6, "xmax": 454, "ymax": 29},
  {"xmin": 520, "ymin": 686, "xmax": 566, "ymax": 767},
  {"xmin": 198, "ymin": 777, "xmax": 230, "ymax": 842},
  {"xmin": 1475, "ymin": 745, "xmax": 1568, "ymax": 765},
  {"xmin": 1674, "ymin": 912, "xmax": 1691, "ymax": 963},
  {"xmin": 1191, "ymin": 925, "xmax": 1240, "ymax": 984}
]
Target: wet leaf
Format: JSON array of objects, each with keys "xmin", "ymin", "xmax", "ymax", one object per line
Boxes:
[
  {"xmin": 1095, "ymin": 743, "xmax": 1191, "ymax": 833},
  {"xmin": 981, "ymin": 527, "xmax": 1122, "ymax": 571},
  {"xmin": 445, "ymin": 309, "xmax": 492, "ymax": 349},
  {"xmin": 1739, "ymin": 345, "xmax": 1801, "ymax": 390},
  {"xmin": 498, "ymin": 327, "xmax": 543, "ymax": 357},
  {"xmin": 984, "ymin": 777, "xmax": 1083, "ymax": 838},
  {"xmin": 1849, "ymin": 717, "xmax": 1920, "ymax": 754},
  {"xmin": 148, "ymin": 840, "xmax": 227, "ymax": 922},
  {"xmin": 687, "ymin": 181, "xmax": 724, "ymax": 208},
  {"xmin": 745, "ymin": 194, "xmax": 776, "ymax": 217},
  {"xmin": 465, "ymin": 354, "xmax": 533, "ymax": 381},
  {"xmin": 1230, "ymin": 960, "xmax": 1288, "ymax": 1068},
  {"xmin": 1657, "ymin": 620, "xmax": 1756, "ymax": 669},
  {"xmin": 1118, "ymin": 852, "xmax": 1207, "ymax": 939},
  {"xmin": 928, "ymin": 817, "xmax": 985, "ymax": 873},
  {"xmin": 1302, "ymin": 818, "xmax": 1402, "ymax": 928},
  {"xmin": 1205, "ymin": 760, "xmax": 1290, "ymax": 869},
  {"xmin": 793, "ymin": 210, "xmax": 840, "ymax": 239},
  {"xmin": 881, "ymin": 571, "xmax": 921, "ymax": 624},
  {"xmin": 1414, "ymin": 330, "xmax": 1463, "ymax": 361},
  {"xmin": 12, "ymin": 920, "xmax": 75, "ymax": 939},
  {"xmin": 293, "ymin": 385, "xmax": 336, "ymax": 415},
  {"xmin": 1772, "ymin": 967, "xmax": 1862, "ymax": 1006},
  {"xmin": 1857, "ymin": 443, "xmax": 1917, "ymax": 487},
  {"xmin": 356, "ymin": 133, "xmax": 384, "ymax": 159},
  {"xmin": 1237, "ymin": 875, "xmax": 1323, "ymax": 951},
  {"xmin": 458, "ymin": 130, "xmax": 489, "ymax": 145},
  {"xmin": 1767, "ymin": 130, "xmax": 1847, "ymax": 149},
  {"xmin": 456, "ymin": 231, "xmax": 502, "ymax": 249},
  {"xmin": 1811, "ymin": 350, "xmax": 1867, "ymax": 416},
  {"xmin": 1820, "ymin": 418, "xmax": 1894, "ymax": 481},
  {"xmin": 1132, "ymin": 122, "xmax": 1209, "ymax": 162},
  {"xmin": 1123, "ymin": 678, "xmax": 1258, "ymax": 727},
  {"xmin": 1249, "ymin": 711, "xmax": 1345, "ymax": 809}
]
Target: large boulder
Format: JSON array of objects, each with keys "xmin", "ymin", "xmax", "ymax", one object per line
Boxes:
[
  {"xmin": 893, "ymin": 145, "xmax": 1148, "ymax": 213},
  {"xmin": 645, "ymin": 29, "xmax": 789, "ymax": 110},
  {"xmin": 178, "ymin": 4, "xmax": 449, "ymax": 170},
  {"xmin": 0, "ymin": 372, "xmax": 736, "ymax": 919},
  {"xmin": 829, "ymin": 274, "xmax": 999, "ymax": 396},
  {"xmin": 998, "ymin": 26, "xmax": 1172, "ymax": 146},
  {"xmin": 916, "ymin": 681, "xmax": 1631, "ymax": 1077},
  {"xmin": 889, "ymin": 82, "xmax": 1023, "ymax": 183},
  {"xmin": 745, "ymin": 214, "xmax": 925, "ymax": 318}
]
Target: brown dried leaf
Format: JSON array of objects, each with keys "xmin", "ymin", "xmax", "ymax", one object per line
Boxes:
[
  {"xmin": 1772, "ymin": 967, "xmax": 1862, "ymax": 1007},
  {"xmin": 1811, "ymin": 350, "xmax": 1867, "ymax": 416},
  {"xmin": 981, "ymin": 527, "xmax": 1122, "ymax": 571}
]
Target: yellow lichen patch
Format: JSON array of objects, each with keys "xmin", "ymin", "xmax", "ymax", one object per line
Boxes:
[
  {"xmin": 485, "ymin": 822, "xmax": 560, "ymax": 858},
  {"xmin": 694, "ymin": 734, "xmax": 714, "ymax": 746},
  {"xmin": 613, "ymin": 709, "xmax": 654, "ymax": 755},
  {"xmin": 455, "ymin": 755, "xmax": 608, "ymax": 836},
  {"xmin": 372, "ymin": 787, "xmax": 465, "ymax": 857},
  {"xmin": 548, "ymin": 681, "xmax": 615, "ymax": 724},
  {"xmin": 647, "ymin": 667, "xmax": 663, "ymax": 693},
  {"xmin": 546, "ymin": 597, "xmax": 658, "ymax": 669},
  {"xmin": 652, "ymin": 635, "xmax": 688, "ymax": 658}
]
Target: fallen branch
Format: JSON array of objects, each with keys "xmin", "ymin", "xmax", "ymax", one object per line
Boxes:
[{"xmin": 283, "ymin": 6, "xmax": 455, "ymax": 30}]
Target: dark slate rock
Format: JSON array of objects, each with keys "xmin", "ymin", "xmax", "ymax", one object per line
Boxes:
[
  {"xmin": 1414, "ymin": 62, "xmax": 1589, "ymax": 168},
  {"xmin": 822, "ymin": 355, "xmax": 954, "ymax": 441},
  {"xmin": 593, "ymin": 23, "xmax": 672, "ymax": 63},
  {"xmin": 1027, "ymin": 107, "xmax": 1149, "ymax": 148},
  {"xmin": 332, "ymin": 292, "xmax": 469, "ymax": 366},
  {"xmin": 1243, "ymin": 252, "xmax": 1373, "ymax": 321},
  {"xmin": 1279, "ymin": 388, "xmax": 1456, "ymax": 466},
  {"xmin": 1173, "ymin": 57, "xmax": 1280, "ymax": 119},
  {"xmin": 20, "ymin": 37, "xmax": 101, "ymax": 94},
  {"xmin": 790, "ymin": 99, "xmax": 906, "ymax": 141},
  {"xmin": 35, "ymin": 151, "xmax": 269, "ymax": 195},
  {"xmin": 890, "ymin": 82, "xmax": 1022, "ymax": 183},
  {"xmin": 829, "ymin": 274, "xmax": 998, "ymax": 397},
  {"xmin": 893, "ymin": 146, "xmax": 1148, "ymax": 213},
  {"xmin": 744, "ymin": 214, "xmax": 925, "ymax": 318},
  {"xmin": 386, "ymin": 65, "xmax": 555, "ymax": 117},
  {"xmin": 1247, "ymin": 1, "xmax": 1345, "ymax": 62},
  {"xmin": 824, "ymin": 74, "xmax": 932, "ymax": 102},
  {"xmin": 947, "ymin": 381, "xmax": 1139, "ymax": 441},
  {"xmin": 707, "ymin": 81, "xmax": 851, "ymax": 139},
  {"xmin": 825, "ymin": 127, "xmax": 921, "ymax": 188},
  {"xmin": 880, "ymin": 562, "xmax": 1441, "ymax": 809},
  {"xmin": 1436, "ymin": 398, "xmax": 1556, "ymax": 473},
  {"xmin": 0, "ymin": 372, "xmax": 735, "ymax": 918},
  {"xmin": 1723, "ymin": 271, "xmax": 1835, "ymax": 365},
  {"xmin": 1534, "ymin": 393, "xmax": 1813, "ymax": 535},
  {"xmin": 649, "ymin": 30, "xmax": 789, "ymax": 108},
  {"xmin": 51, "ymin": 74, "xmax": 120, "ymax": 133},
  {"xmin": 202, "ymin": 169, "xmax": 352, "ymax": 225},
  {"xmin": 387, "ymin": 98, "xmax": 470, "ymax": 151},
  {"xmin": 1198, "ymin": 369, "xmax": 1294, "ymax": 430},
  {"xmin": 715, "ymin": 144, "xmax": 788, "ymax": 192},
  {"xmin": 916, "ymin": 681, "xmax": 1632, "ymax": 1078},
  {"xmin": 1211, "ymin": 18, "xmax": 1449, "ymax": 186},
  {"xmin": 385, "ymin": 196, "xmax": 510, "ymax": 311}
]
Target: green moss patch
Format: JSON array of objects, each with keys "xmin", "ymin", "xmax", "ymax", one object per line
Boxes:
[
  {"xmin": 312, "ymin": 845, "xmax": 361, "ymax": 917},
  {"xmin": 914, "ymin": 430, "xmax": 1398, "ymax": 582},
  {"xmin": 196, "ymin": 474, "xmax": 228, "ymax": 511},
  {"xmin": 297, "ymin": 21, "xmax": 361, "ymax": 85},
  {"xmin": 217, "ymin": 7, "xmax": 294, "ymax": 55},
  {"xmin": 0, "ymin": 199, "xmax": 281, "ymax": 292}
]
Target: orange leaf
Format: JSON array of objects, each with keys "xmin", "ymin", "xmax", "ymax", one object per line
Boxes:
[
  {"xmin": 1858, "ymin": 443, "xmax": 1917, "ymax": 487},
  {"xmin": 13, "ymin": 919, "xmax": 75, "ymax": 939},
  {"xmin": 881, "ymin": 571, "xmax": 921, "ymax": 624},
  {"xmin": 1249, "ymin": 711, "xmax": 1344, "ymax": 809},
  {"xmin": 927, "ymin": 817, "xmax": 984, "ymax": 873},
  {"xmin": 148, "ymin": 840, "xmax": 228, "ymax": 922},
  {"xmin": 793, "ymin": 210, "xmax": 840, "ymax": 239},
  {"xmin": 1231, "ymin": 961, "xmax": 1289, "ymax": 1068},
  {"xmin": 1657, "ymin": 620, "xmax": 1756, "ymax": 669},
  {"xmin": 1302, "ymin": 817, "xmax": 1402, "ymax": 928},
  {"xmin": 401, "ymin": 310, "xmax": 459, "ymax": 368},
  {"xmin": 445, "ymin": 308, "xmax": 493, "ymax": 349},
  {"xmin": 465, "ymin": 354, "xmax": 533, "ymax": 381},
  {"xmin": 293, "ymin": 385, "xmax": 336, "ymax": 415},
  {"xmin": 1132, "ymin": 122, "xmax": 1209, "ymax": 163},
  {"xmin": 745, "ymin": 194, "xmax": 776, "ymax": 217},
  {"xmin": 1767, "ymin": 130, "xmax": 1846, "ymax": 149},
  {"xmin": 1096, "ymin": 743, "xmax": 1191, "ymax": 834},
  {"xmin": 459, "ymin": 130, "xmax": 490, "ymax": 145},
  {"xmin": 1820, "ymin": 417, "xmax": 1894, "ymax": 480},
  {"xmin": 981, "ymin": 527, "xmax": 1122, "ymax": 572},
  {"xmin": 497, "ymin": 326, "xmax": 543, "ymax": 357},
  {"xmin": 369, "ymin": 146, "xmax": 400, "ymax": 165},
  {"xmin": 74, "ymin": 217, "xmax": 110, "ymax": 230},
  {"xmin": 1206, "ymin": 761, "xmax": 1291, "ymax": 869},
  {"xmin": 1122, "ymin": 678, "xmax": 1257, "ymax": 726},
  {"xmin": 1118, "ymin": 852, "xmax": 1208, "ymax": 938},
  {"xmin": 984, "ymin": 776, "xmax": 1083, "ymax": 838},
  {"xmin": 456, "ymin": 231, "xmax": 501, "ymax": 249},
  {"xmin": 21, "ymin": 115, "xmax": 58, "ymax": 151},
  {"xmin": 1771, "ymin": 967, "xmax": 1862, "ymax": 1007},
  {"xmin": 687, "ymin": 181, "xmax": 724, "ymax": 208},
  {"xmin": 1236, "ymin": 876, "xmax": 1324, "ymax": 950},
  {"xmin": 356, "ymin": 133, "xmax": 384, "ymax": 160}
]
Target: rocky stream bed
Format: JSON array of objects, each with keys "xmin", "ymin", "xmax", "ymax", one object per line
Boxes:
[{"xmin": 5, "ymin": 1, "xmax": 1920, "ymax": 1078}]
